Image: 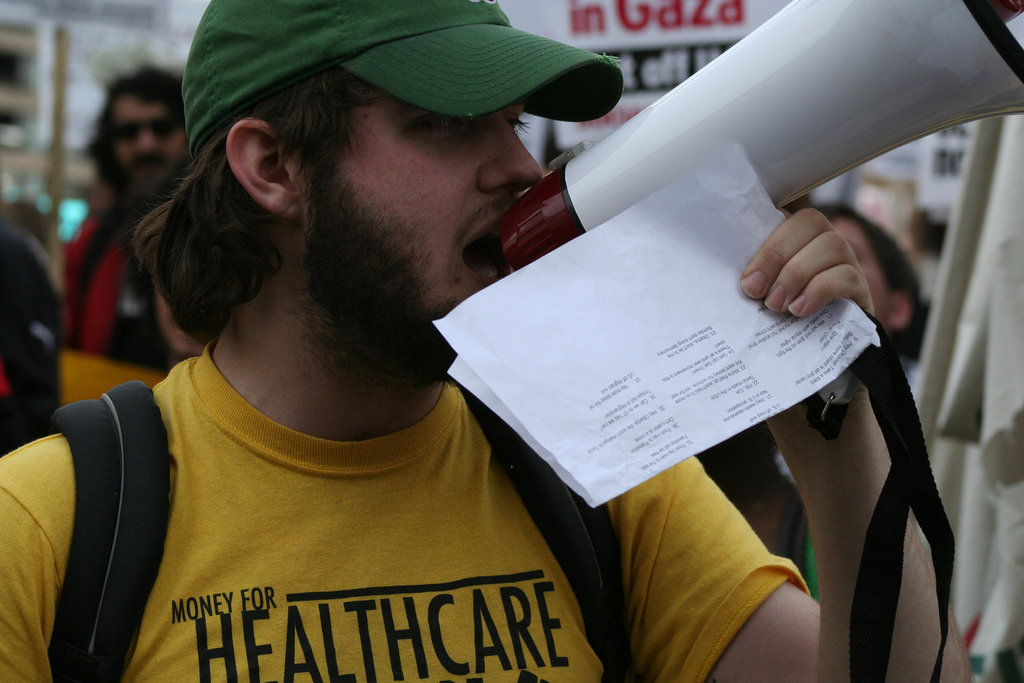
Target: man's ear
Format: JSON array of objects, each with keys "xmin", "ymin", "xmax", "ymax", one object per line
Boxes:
[{"xmin": 226, "ymin": 118, "xmax": 303, "ymax": 220}]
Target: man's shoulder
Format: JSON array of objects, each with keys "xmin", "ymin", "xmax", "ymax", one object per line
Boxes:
[
  {"xmin": 1, "ymin": 433, "xmax": 72, "ymax": 477},
  {"xmin": 0, "ymin": 435, "xmax": 75, "ymax": 538},
  {"xmin": 152, "ymin": 355, "xmax": 200, "ymax": 405},
  {"xmin": 149, "ymin": 356, "xmax": 209, "ymax": 442},
  {"xmin": 605, "ymin": 456, "xmax": 726, "ymax": 532},
  {"xmin": 613, "ymin": 456, "xmax": 708, "ymax": 502}
]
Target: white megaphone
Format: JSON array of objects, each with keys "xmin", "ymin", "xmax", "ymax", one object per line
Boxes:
[{"xmin": 501, "ymin": 0, "xmax": 1024, "ymax": 267}]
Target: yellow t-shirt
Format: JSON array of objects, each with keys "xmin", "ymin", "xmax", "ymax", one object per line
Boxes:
[{"xmin": 0, "ymin": 350, "xmax": 802, "ymax": 681}]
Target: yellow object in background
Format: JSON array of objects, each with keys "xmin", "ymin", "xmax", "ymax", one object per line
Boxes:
[{"xmin": 59, "ymin": 349, "xmax": 166, "ymax": 405}]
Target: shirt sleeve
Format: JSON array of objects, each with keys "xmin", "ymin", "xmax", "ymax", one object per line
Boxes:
[
  {"xmin": 0, "ymin": 437, "xmax": 75, "ymax": 679},
  {"xmin": 607, "ymin": 455, "xmax": 806, "ymax": 682}
]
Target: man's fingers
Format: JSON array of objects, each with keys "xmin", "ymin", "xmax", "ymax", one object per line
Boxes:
[
  {"xmin": 784, "ymin": 262, "xmax": 871, "ymax": 316},
  {"xmin": 741, "ymin": 209, "xmax": 830, "ymax": 296},
  {"xmin": 741, "ymin": 208, "xmax": 874, "ymax": 316}
]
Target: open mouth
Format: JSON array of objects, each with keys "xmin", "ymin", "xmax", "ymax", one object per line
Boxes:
[{"xmin": 463, "ymin": 233, "xmax": 513, "ymax": 280}]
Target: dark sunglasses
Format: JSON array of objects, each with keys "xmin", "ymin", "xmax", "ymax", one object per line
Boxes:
[{"xmin": 111, "ymin": 117, "xmax": 181, "ymax": 142}]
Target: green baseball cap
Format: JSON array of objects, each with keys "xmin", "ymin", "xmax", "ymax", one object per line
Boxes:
[{"xmin": 183, "ymin": 0, "xmax": 624, "ymax": 156}]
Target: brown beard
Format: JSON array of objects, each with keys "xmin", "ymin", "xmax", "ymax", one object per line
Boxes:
[{"xmin": 301, "ymin": 172, "xmax": 459, "ymax": 388}]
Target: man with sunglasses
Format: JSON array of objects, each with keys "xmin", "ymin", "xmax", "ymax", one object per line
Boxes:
[{"xmin": 62, "ymin": 66, "xmax": 192, "ymax": 374}]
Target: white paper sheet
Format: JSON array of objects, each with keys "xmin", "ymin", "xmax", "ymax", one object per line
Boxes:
[{"xmin": 436, "ymin": 146, "xmax": 879, "ymax": 506}]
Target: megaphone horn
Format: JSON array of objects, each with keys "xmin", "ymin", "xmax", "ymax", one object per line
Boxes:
[{"xmin": 502, "ymin": 0, "xmax": 1024, "ymax": 268}]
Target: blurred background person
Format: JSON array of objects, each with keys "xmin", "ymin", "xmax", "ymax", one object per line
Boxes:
[
  {"xmin": 0, "ymin": 204, "xmax": 59, "ymax": 454},
  {"xmin": 61, "ymin": 66, "xmax": 201, "ymax": 402},
  {"xmin": 818, "ymin": 202, "xmax": 926, "ymax": 389}
]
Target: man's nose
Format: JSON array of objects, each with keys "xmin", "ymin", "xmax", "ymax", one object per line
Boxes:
[
  {"xmin": 479, "ymin": 118, "xmax": 543, "ymax": 195},
  {"xmin": 133, "ymin": 127, "xmax": 162, "ymax": 151}
]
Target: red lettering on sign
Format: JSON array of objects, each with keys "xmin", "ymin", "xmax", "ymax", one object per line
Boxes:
[
  {"xmin": 617, "ymin": 0, "xmax": 651, "ymax": 30},
  {"xmin": 658, "ymin": 1, "xmax": 683, "ymax": 27},
  {"xmin": 721, "ymin": 0, "xmax": 743, "ymax": 23},
  {"xmin": 695, "ymin": 0, "xmax": 715, "ymax": 25},
  {"xmin": 571, "ymin": 0, "xmax": 607, "ymax": 34},
  {"xmin": 613, "ymin": 0, "xmax": 744, "ymax": 32}
]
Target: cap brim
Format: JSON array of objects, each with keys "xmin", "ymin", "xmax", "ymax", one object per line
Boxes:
[{"xmin": 341, "ymin": 23, "xmax": 623, "ymax": 122}]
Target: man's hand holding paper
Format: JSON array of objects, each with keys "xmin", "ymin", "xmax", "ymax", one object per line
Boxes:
[{"xmin": 740, "ymin": 207, "xmax": 875, "ymax": 319}]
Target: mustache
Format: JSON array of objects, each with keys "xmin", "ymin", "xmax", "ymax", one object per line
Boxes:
[{"xmin": 459, "ymin": 196, "xmax": 519, "ymax": 242}]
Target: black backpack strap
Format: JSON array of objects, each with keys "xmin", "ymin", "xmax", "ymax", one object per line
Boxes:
[
  {"xmin": 460, "ymin": 386, "xmax": 631, "ymax": 682},
  {"xmin": 48, "ymin": 381, "xmax": 170, "ymax": 683}
]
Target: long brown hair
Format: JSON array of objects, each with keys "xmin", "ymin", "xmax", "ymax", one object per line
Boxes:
[{"xmin": 133, "ymin": 69, "xmax": 378, "ymax": 341}]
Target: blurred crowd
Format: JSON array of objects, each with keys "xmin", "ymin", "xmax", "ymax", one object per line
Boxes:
[{"xmin": 1, "ymin": 65, "xmax": 203, "ymax": 452}]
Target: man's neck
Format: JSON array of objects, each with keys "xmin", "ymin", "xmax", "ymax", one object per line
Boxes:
[{"xmin": 211, "ymin": 309, "xmax": 444, "ymax": 442}]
